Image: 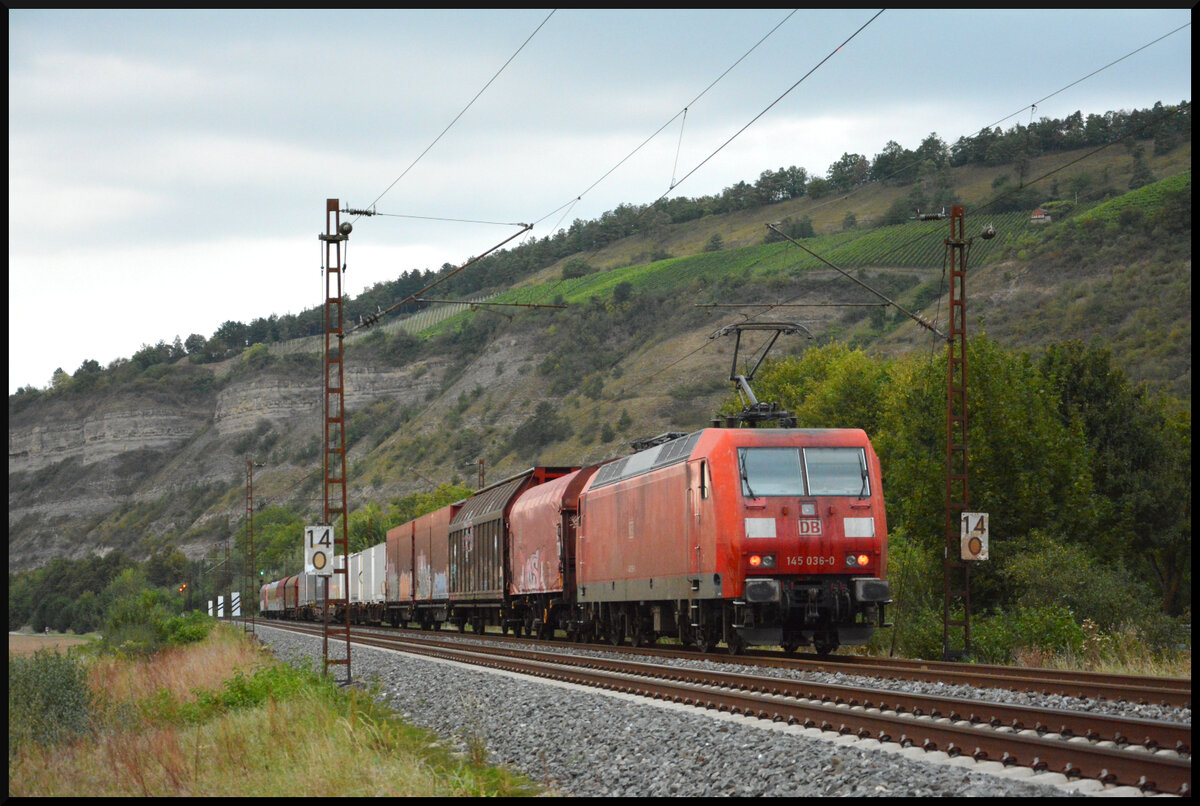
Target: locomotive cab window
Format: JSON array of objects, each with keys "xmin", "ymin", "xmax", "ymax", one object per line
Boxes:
[
  {"xmin": 739, "ymin": 446, "xmax": 870, "ymax": 497},
  {"xmin": 803, "ymin": 447, "xmax": 869, "ymax": 497},
  {"xmin": 738, "ymin": 448, "xmax": 804, "ymax": 497}
]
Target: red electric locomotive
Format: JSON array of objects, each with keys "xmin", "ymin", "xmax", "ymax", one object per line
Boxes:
[{"xmin": 573, "ymin": 427, "xmax": 890, "ymax": 654}]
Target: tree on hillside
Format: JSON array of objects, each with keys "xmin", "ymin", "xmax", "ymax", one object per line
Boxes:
[
  {"xmin": 871, "ymin": 140, "xmax": 917, "ymax": 185},
  {"xmin": 827, "ymin": 152, "xmax": 870, "ymax": 190},
  {"xmin": 806, "ymin": 177, "xmax": 831, "ymax": 199},
  {"xmin": 1128, "ymin": 144, "xmax": 1156, "ymax": 190},
  {"xmin": 762, "ymin": 215, "xmax": 813, "ymax": 243},
  {"xmin": 915, "ymin": 133, "xmax": 949, "ymax": 169},
  {"xmin": 214, "ymin": 320, "xmax": 249, "ymax": 351},
  {"xmin": 184, "ymin": 333, "xmax": 207, "ymax": 355},
  {"xmin": 50, "ymin": 367, "xmax": 70, "ymax": 392}
]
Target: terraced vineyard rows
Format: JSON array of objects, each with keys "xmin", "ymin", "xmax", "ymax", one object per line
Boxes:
[{"xmin": 397, "ymin": 209, "xmax": 1046, "ymax": 335}]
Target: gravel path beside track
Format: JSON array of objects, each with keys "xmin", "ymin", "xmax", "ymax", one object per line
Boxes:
[{"xmin": 255, "ymin": 625, "xmax": 1137, "ymax": 797}]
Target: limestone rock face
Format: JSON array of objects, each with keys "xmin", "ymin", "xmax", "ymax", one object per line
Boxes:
[{"xmin": 10, "ymin": 404, "xmax": 206, "ymax": 473}]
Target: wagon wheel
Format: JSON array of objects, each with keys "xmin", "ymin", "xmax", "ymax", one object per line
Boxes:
[
  {"xmin": 725, "ymin": 631, "xmax": 746, "ymax": 656},
  {"xmin": 780, "ymin": 640, "xmax": 802, "ymax": 654},
  {"xmin": 607, "ymin": 615, "xmax": 624, "ymax": 646},
  {"xmin": 472, "ymin": 617, "xmax": 485, "ymax": 635},
  {"xmin": 694, "ymin": 625, "xmax": 719, "ymax": 654},
  {"xmin": 813, "ymin": 633, "xmax": 839, "ymax": 656}
]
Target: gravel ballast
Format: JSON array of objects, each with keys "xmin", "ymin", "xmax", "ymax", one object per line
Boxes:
[{"xmin": 253, "ymin": 625, "xmax": 1138, "ymax": 797}]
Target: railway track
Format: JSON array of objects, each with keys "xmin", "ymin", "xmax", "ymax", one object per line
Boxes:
[
  {"xmin": 254, "ymin": 620, "xmax": 1191, "ymax": 795},
  {"xmin": 249, "ymin": 617, "xmax": 1190, "ymax": 708}
]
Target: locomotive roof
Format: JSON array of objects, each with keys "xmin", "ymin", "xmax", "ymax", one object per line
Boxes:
[
  {"xmin": 589, "ymin": 427, "xmax": 870, "ymax": 490},
  {"xmin": 590, "ymin": 430, "xmax": 704, "ymax": 489}
]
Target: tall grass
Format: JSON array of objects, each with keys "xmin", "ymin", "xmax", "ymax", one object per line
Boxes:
[{"xmin": 9, "ymin": 625, "xmax": 543, "ymax": 797}]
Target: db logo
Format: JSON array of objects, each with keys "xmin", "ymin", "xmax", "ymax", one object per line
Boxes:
[{"xmin": 799, "ymin": 519, "xmax": 822, "ymax": 536}]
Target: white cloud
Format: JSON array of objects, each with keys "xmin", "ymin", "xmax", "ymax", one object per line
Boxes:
[{"xmin": 11, "ymin": 50, "xmax": 219, "ymax": 113}]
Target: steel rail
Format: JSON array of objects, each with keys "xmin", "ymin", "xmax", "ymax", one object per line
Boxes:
[
  {"xmin": 257, "ymin": 622, "xmax": 1191, "ymax": 794},
  {"xmin": 730, "ymin": 652, "xmax": 1192, "ymax": 709},
  {"xmin": 251, "ymin": 617, "xmax": 1191, "ymax": 707}
]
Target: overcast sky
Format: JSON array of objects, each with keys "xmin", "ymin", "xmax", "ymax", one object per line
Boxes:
[{"xmin": 8, "ymin": 9, "xmax": 1192, "ymax": 394}]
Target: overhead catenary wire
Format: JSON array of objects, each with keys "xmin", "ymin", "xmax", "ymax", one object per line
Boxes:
[
  {"xmin": 789, "ymin": 20, "xmax": 1192, "ymax": 230},
  {"xmin": 353, "ymin": 9, "xmax": 556, "ymax": 225},
  {"xmin": 669, "ymin": 108, "xmax": 688, "ymax": 190},
  {"xmin": 657, "ymin": 9, "xmax": 884, "ymax": 205},
  {"xmin": 349, "ymin": 211, "xmax": 528, "ymax": 227},
  {"xmin": 344, "ymin": 14, "xmax": 1181, "ymax": 429},
  {"xmin": 765, "ymin": 222, "xmax": 947, "ymax": 339},
  {"xmin": 532, "ymin": 8, "xmax": 800, "ymax": 229},
  {"xmin": 344, "ymin": 223, "xmax": 533, "ymax": 336},
  {"xmin": 639, "ymin": 66, "xmax": 1190, "ymax": 389},
  {"xmin": 529, "ymin": 9, "xmax": 878, "ymax": 308},
  {"xmin": 973, "ymin": 20, "xmax": 1191, "ymax": 139},
  {"xmin": 722, "ymin": 100, "xmax": 1188, "ymax": 356}
]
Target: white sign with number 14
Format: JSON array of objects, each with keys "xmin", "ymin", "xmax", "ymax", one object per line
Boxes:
[{"xmin": 305, "ymin": 525, "xmax": 334, "ymax": 575}]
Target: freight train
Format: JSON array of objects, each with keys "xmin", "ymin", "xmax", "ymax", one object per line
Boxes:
[{"xmin": 260, "ymin": 426, "xmax": 891, "ymax": 655}]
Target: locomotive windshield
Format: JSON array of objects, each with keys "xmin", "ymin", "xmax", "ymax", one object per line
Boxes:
[
  {"xmin": 739, "ymin": 447, "xmax": 869, "ymax": 497},
  {"xmin": 739, "ymin": 447, "xmax": 804, "ymax": 496},
  {"xmin": 804, "ymin": 447, "xmax": 869, "ymax": 496}
]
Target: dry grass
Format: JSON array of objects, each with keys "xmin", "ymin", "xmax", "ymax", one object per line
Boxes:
[
  {"xmin": 11, "ymin": 694, "xmax": 535, "ymax": 797},
  {"xmin": 8, "ymin": 625, "xmax": 541, "ymax": 797},
  {"xmin": 87, "ymin": 627, "xmax": 268, "ymax": 710},
  {"xmin": 8, "ymin": 633, "xmax": 92, "ymax": 657}
]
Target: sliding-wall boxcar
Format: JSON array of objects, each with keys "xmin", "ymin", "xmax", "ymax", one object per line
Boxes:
[
  {"xmin": 447, "ymin": 467, "xmax": 575, "ymax": 634},
  {"xmin": 384, "ymin": 503, "xmax": 459, "ymax": 628},
  {"xmin": 508, "ymin": 465, "xmax": 599, "ymax": 638}
]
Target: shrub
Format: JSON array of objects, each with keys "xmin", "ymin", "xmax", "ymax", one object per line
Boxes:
[
  {"xmin": 560, "ymin": 258, "xmax": 594, "ymax": 280},
  {"xmin": 102, "ymin": 586, "xmax": 178, "ymax": 657},
  {"xmin": 998, "ymin": 530, "xmax": 1153, "ymax": 631},
  {"xmin": 180, "ymin": 662, "xmax": 315, "ymax": 723},
  {"xmin": 506, "ymin": 402, "xmax": 572, "ymax": 460},
  {"xmin": 163, "ymin": 610, "xmax": 214, "ymax": 646},
  {"xmin": 970, "ymin": 604, "xmax": 1086, "ymax": 665},
  {"xmin": 9, "ymin": 650, "xmax": 93, "ymax": 752}
]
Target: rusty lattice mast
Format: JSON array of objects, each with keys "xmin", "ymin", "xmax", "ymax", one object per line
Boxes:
[
  {"xmin": 319, "ymin": 198, "xmax": 352, "ymax": 683},
  {"xmin": 942, "ymin": 205, "xmax": 970, "ymax": 661}
]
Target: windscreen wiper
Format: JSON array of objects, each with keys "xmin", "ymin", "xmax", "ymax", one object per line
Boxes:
[{"xmin": 739, "ymin": 452, "xmax": 757, "ymax": 498}]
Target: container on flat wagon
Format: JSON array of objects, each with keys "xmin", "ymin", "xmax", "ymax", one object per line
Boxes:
[{"xmin": 365, "ymin": 543, "xmax": 386, "ymax": 603}]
